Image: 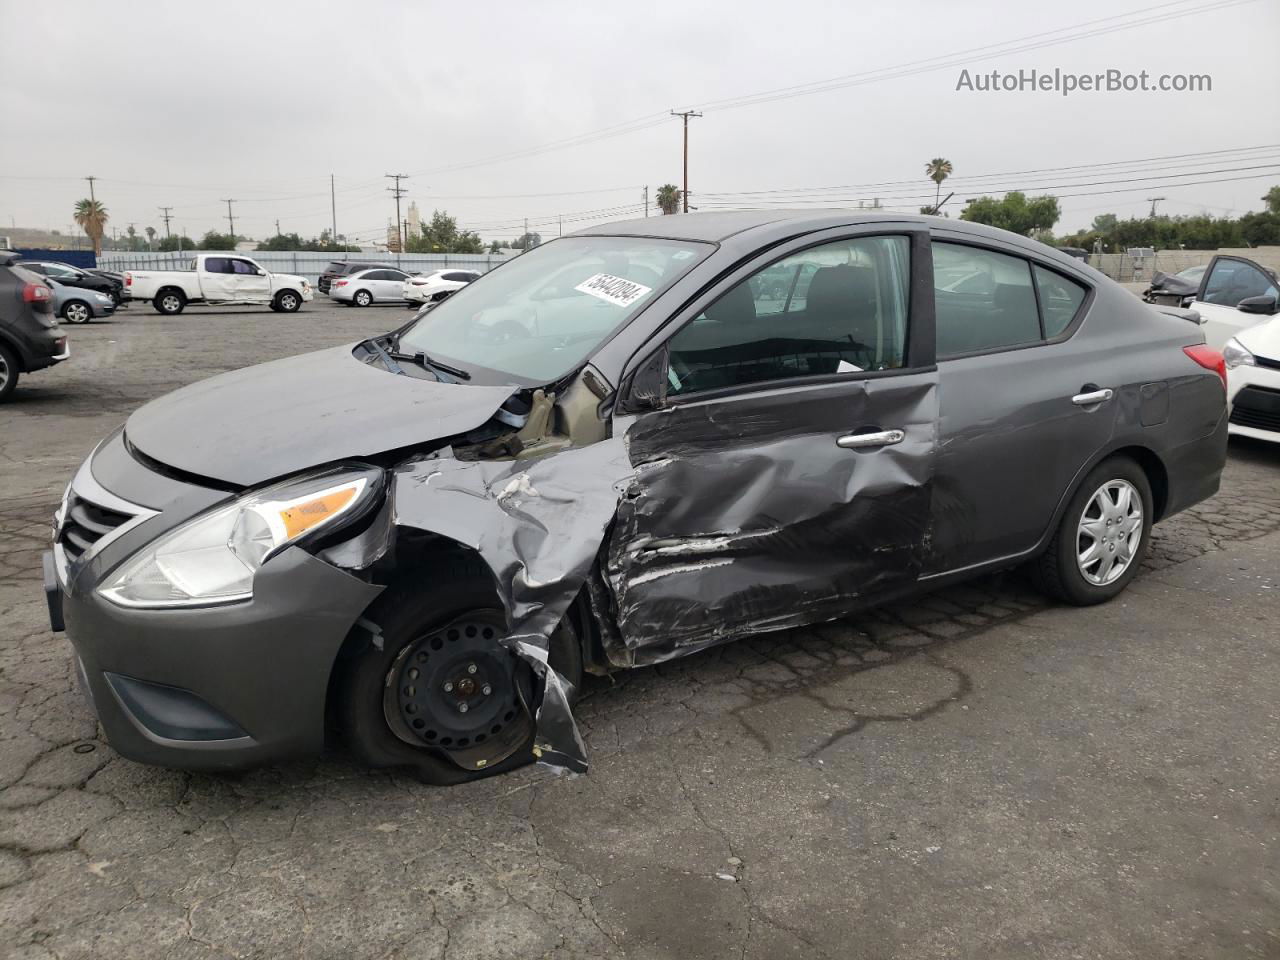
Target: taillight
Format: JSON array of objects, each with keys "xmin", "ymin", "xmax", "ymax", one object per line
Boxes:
[
  {"xmin": 335, "ymin": 280, "xmax": 348, "ymax": 287},
  {"xmin": 125, "ymin": 273, "xmax": 132, "ymax": 286},
  {"xmin": 22, "ymin": 283, "xmax": 50, "ymax": 303},
  {"xmin": 1183, "ymin": 344, "xmax": 1227, "ymax": 390}
]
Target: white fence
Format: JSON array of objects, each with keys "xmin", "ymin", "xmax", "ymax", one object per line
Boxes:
[{"xmin": 98, "ymin": 250, "xmax": 514, "ymax": 286}]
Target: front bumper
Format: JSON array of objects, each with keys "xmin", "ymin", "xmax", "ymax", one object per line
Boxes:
[
  {"xmin": 47, "ymin": 439, "xmax": 382, "ymax": 772},
  {"xmin": 1227, "ymin": 361, "xmax": 1280, "ymax": 443}
]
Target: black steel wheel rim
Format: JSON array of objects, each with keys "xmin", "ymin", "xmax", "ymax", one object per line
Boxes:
[{"xmin": 383, "ymin": 612, "xmax": 534, "ymax": 771}]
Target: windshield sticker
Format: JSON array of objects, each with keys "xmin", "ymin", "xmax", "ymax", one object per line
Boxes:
[{"xmin": 575, "ymin": 273, "xmax": 653, "ymax": 308}]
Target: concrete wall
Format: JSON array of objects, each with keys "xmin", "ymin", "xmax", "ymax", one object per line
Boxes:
[{"xmin": 1090, "ymin": 246, "xmax": 1280, "ymax": 281}]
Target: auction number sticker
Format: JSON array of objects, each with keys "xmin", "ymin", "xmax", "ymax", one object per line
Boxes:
[{"xmin": 574, "ymin": 273, "xmax": 653, "ymax": 308}]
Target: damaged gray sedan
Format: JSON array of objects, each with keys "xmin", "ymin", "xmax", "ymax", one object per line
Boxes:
[{"xmin": 43, "ymin": 211, "xmax": 1229, "ymax": 782}]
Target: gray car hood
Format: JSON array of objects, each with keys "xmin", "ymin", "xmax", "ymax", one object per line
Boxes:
[{"xmin": 125, "ymin": 345, "xmax": 515, "ymax": 486}]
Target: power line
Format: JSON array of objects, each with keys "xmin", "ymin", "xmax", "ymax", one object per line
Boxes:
[{"xmin": 403, "ymin": 0, "xmax": 1249, "ymax": 178}]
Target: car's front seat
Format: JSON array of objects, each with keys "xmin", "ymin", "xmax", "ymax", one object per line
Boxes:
[{"xmin": 801, "ymin": 265, "xmax": 880, "ymax": 369}]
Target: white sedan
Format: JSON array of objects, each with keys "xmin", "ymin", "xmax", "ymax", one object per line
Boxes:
[
  {"xmin": 329, "ymin": 267, "xmax": 412, "ymax": 306},
  {"xmin": 1224, "ymin": 306, "xmax": 1280, "ymax": 443},
  {"xmin": 402, "ymin": 269, "xmax": 480, "ymax": 305}
]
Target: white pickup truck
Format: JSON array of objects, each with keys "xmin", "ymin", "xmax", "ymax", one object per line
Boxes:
[{"xmin": 125, "ymin": 255, "xmax": 313, "ymax": 315}]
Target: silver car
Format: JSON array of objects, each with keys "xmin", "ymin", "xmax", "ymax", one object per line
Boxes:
[{"xmin": 49, "ymin": 279, "xmax": 116, "ymax": 324}]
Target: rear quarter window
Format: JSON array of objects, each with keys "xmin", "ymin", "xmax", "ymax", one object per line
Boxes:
[{"xmin": 1033, "ymin": 266, "xmax": 1087, "ymax": 338}]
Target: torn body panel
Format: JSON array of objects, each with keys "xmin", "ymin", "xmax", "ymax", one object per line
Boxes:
[
  {"xmin": 605, "ymin": 373, "xmax": 938, "ymax": 666},
  {"xmin": 384, "ymin": 441, "xmax": 636, "ymax": 772}
]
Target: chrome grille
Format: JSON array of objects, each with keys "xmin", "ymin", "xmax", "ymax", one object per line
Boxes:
[{"xmin": 60, "ymin": 492, "xmax": 132, "ymax": 563}]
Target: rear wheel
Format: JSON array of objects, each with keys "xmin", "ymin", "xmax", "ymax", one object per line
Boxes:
[
  {"xmin": 1032, "ymin": 456, "xmax": 1153, "ymax": 605},
  {"xmin": 61, "ymin": 300, "xmax": 92, "ymax": 324},
  {"xmin": 340, "ymin": 563, "xmax": 582, "ymax": 784},
  {"xmin": 353, "ymin": 289, "xmax": 373, "ymax": 307},
  {"xmin": 154, "ymin": 290, "xmax": 186, "ymax": 315},
  {"xmin": 0, "ymin": 343, "xmax": 19, "ymax": 403}
]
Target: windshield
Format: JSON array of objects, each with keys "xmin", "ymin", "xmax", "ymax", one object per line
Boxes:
[
  {"xmin": 396, "ymin": 236, "xmax": 709, "ymax": 383},
  {"xmin": 1175, "ymin": 265, "xmax": 1206, "ymax": 282}
]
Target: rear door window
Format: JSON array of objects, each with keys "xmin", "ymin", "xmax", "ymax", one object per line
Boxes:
[
  {"xmin": 203, "ymin": 257, "xmax": 232, "ymax": 274},
  {"xmin": 932, "ymin": 243, "xmax": 1041, "ymax": 358}
]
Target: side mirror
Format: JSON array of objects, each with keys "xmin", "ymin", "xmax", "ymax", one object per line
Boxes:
[
  {"xmin": 1238, "ymin": 294, "xmax": 1278, "ymax": 315},
  {"xmin": 620, "ymin": 347, "xmax": 669, "ymax": 413}
]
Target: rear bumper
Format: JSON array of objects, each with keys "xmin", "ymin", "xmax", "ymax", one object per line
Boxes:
[{"xmin": 1162, "ymin": 406, "xmax": 1229, "ymax": 519}]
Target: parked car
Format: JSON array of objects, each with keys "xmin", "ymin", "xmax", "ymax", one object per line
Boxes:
[
  {"xmin": 318, "ymin": 260, "xmax": 397, "ymax": 294},
  {"xmin": 18, "ymin": 260, "xmax": 123, "ymax": 306},
  {"xmin": 1143, "ymin": 264, "xmax": 1207, "ymax": 306},
  {"xmin": 329, "ymin": 266, "xmax": 412, "ymax": 306},
  {"xmin": 44, "ymin": 211, "xmax": 1228, "ymax": 784},
  {"xmin": 1224, "ymin": 312, "xmax": 1280, "ymax": 443},
  {"xmin": 0, "ymin": 252, "xmax": 68, "ymax": 402},
  {"xmin": 124, "ymin": 255, "xmax": 312, "ymax": 315},
  {"xmin": 86, "ymin": 268, "xmax": 130, "ymax": 302},
  {"xmin": 402, "ymin": 269, "xmax": 481, "ymax": 305},
  {"xmin": 48, "ymin": 278, "xmax": 116, "ymax": 324},
  {"xmin": 1182, "ymin": 255, "xmax": 1280, "ymax": 349}
]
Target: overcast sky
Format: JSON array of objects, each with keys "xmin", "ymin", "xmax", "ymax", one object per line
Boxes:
[{"xmin": 3, "ymin": 0, "xmax": 1278, "ymax": 244}]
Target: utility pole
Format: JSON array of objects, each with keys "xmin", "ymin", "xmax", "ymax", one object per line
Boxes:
[
  {"xmin": 643, "ymin": 185, "xmax": 649, "ymax": 217},
  {"xmin": 84, "ymin": 175, "xmax": 97, "ymax": 204},
  {"xmin": 1147, "ymin": 196, "xmax": 1166, "ymax": 218},
  {"xmin": 275, "ymin": 219, "xmax": 281, "ymax": 237},
  {"xmin": 385, "ymin": 173, "xmax": 408, "ymax": 251},
  {"xmin": 158, "ymin": 206, "xmax": 173, "ymax": 239},
  {"xmin": 523, "ymin": 217, "xmax": 528, "ymax": 250},
  {"xmin": 220, "ymin": 199, "xmax": 236, "ymax": 244},
  {"xmin": 330, "ymin": 174, "xmax": 338, "ymax": 250},
  {"xmin": 670, "ymin": 111, "xmax": 702, "ymax": 213},
  {"xmin": 558, "ymin": 214, "xmax": 563, "ymax": 237}
]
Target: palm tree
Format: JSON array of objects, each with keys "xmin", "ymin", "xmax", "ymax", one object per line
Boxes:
[
  {"xmin": 74, "ymin": 199, "xmax": 109, "ymax": 255},
  {"xmin": 145, "ymin": 225, "xmax": 156, "ymax": 250},
  {"xmin": 656, "ymin": 184, "xmax": 681, "ymax": 216},
  {"xmin": 925, "ymin": 158, "xmax": 953, "ymax": 214}
]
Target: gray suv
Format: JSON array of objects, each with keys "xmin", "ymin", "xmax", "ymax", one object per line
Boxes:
[
  {"xmin": 0, "ymin": 253, "xmax": 69, "ymax": 402},
  {"xmin": 43, "ymin": 212, "xmax": 1228, "ymax": 783}
]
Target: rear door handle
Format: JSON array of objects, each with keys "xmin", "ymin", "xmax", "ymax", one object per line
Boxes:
[
  {"xmin": 1071, "ymin": 388, "xmax": 1114, "ymax": 406},
  {"xmin": 836, "ymin": 429, "xmax": 905, "ymax": 449}
]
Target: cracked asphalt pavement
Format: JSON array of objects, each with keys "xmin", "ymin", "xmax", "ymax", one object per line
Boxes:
[{"xmin": 1, "ymin": 299, "xmax": 1278, "ymax": 959}]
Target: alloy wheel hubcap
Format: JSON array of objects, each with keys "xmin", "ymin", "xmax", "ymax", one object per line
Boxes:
[
  {"xmin": 383, "ymin": 613, "xmax": 533, "ymax": 770},
  {"xmin": 282, "ymin": 295, "xmax": 297, "ymax": 310},
  {"xmin": 1077, "ymin": 478, "xmax": 1143, "ymax": 585},
  {"xmin": 0, "ymin": 355, "xmax": 8, "ymax": 389},
  {"xmin": 67, "ymin": 303, "xmax": 89, "ymax": 322},
  {"xmin": 162, "ymin": 296, "xmax": 179, "ymax": 312}
]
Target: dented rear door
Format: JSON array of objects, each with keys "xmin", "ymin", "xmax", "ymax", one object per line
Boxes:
[{"xmin": 603, "ymin": 225, "xmax": 939, "ymax": 665}]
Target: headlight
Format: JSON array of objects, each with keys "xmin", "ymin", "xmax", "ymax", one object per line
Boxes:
[
  {"xmin": 99, "ymin": 466, "xmax": 382, "ymax": 609},
  {"xmin": 1222, "ymin": 337, "xmax": 1255, "ymax": 370}
]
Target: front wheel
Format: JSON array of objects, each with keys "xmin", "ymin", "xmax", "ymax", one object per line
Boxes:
[
  {"xmin": 339, "ymin": 562, "xmax": 582, "ymax": 784},
  {"xmin": 1032, "ymin": 456, "xmax": 1153, "ymax": 605},
  {"xmin": 61, "ymin": 300, "xmax": 92, "ymax": 324},
  {"xmin": 274, "ymin": 290, "xmax": 302, "ymax": 313}
]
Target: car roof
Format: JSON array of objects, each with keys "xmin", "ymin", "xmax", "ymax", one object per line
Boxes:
[{"xmin": 572, "ymin": 209, "xmax": 1070, "ymax": 261}]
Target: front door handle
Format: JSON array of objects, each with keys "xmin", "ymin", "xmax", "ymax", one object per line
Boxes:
[
  {"xmin": 836, "ymin": 429, "xmax": 905, "ymax": 449},
  {"xmin": 1071, "ymin": 388, "xmax": 1114, "ymax": 406}
]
